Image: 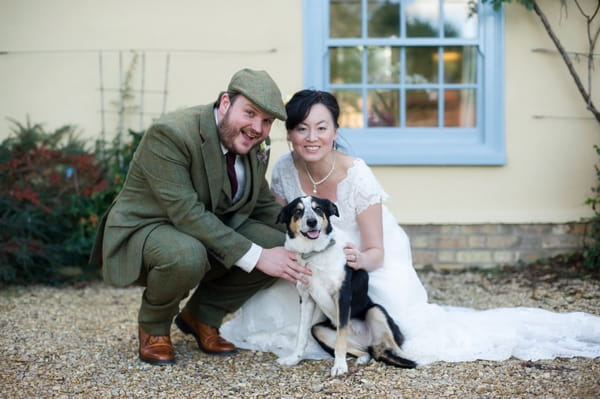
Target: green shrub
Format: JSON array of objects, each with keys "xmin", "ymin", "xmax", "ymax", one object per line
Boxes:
[
  {"xmin": 584, "ymin": 145, "xmax": 600, "ymax": 271},
  {"xmin": 0, "ymin": 117, "xmax": 142, "ymax": 285}
]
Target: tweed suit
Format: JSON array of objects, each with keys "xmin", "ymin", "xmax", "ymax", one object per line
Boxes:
[{"xmin": 89, "ymin": 103, "xmax": 285, "ymax": 334}]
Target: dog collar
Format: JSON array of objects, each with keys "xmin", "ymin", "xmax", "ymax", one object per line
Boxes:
[{"xmin": 300, "ymin": 239, "xmax": 336, "ymax": 260}]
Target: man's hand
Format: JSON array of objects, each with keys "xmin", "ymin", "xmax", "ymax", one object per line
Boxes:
[{"xmin": 256, "ymin": 247, "xmax": 311, "ymax": 284}]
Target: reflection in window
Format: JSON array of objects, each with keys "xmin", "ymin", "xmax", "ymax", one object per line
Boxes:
[
  {"xmin": 405, "ymin": 0, "xmax": 439, "ymax": 37},
  {"xmin": 368, "ymin": 0, "xmax": 400, "ymax": 38},
  {"xmin": 330, "ymin": 47, "xmax": 362, "ymax": 84},
  {"xmin": 444, "ymin": 89, "xmax": 475, "ymax": 127},
  {"xmin": 368, "ymin": 47, "xmax": 401, "ymax": 84},
  {"xmin": 406, "ymin": 47, "xmax": 438, "ymax": 84},
  {"xmin": 443, "ymin": 46, "xmax": 477, "ymax": 84},
  {"xmin": 330, "ymin": 0, "xmax": 361, "ymax": 38},
  {"xmin": 334, "ymin": 90, "xmax": 363, "ymax": 128},
  {"xmin": 368, "ymin": 90, "xmax": 400, "ymax": 127},
  {"xmin": 444, "ymin": 0, "xmax": 477, "ymax": 38},
  {"xmin": 406, "ymin": 89, "xmax": 438, "ymax": 127}
]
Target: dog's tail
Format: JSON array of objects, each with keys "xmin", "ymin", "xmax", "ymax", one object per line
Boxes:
[
  {"xmin": 369, "ymin": 345, "xmax": 417, "ymax": 369},
  {"xmin": 366, "ymin": 304, "xmax": 417, "ymax": 369}
]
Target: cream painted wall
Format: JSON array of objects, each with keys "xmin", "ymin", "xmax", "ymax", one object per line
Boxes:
[
  {"xmin": 0, "ymin": 0, "xmax": 598, "ymax": 225},
  {"xmin": 0, "ymin": 0, "xmax": 303, "ymax": 142}
]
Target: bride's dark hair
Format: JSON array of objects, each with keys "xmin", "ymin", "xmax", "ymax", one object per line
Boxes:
[{"xmin": 285, "ymin": 90, "xmax": 340, "ymax": 131}]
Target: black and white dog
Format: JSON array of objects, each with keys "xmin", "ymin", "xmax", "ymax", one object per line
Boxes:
[{"xmin": 276, "ymin": 196, "xmax": 416, "ymax": 376}]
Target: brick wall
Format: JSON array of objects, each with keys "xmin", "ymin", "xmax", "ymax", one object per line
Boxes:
[{"xmin": 402, "ymin": 223, "xmax": 589, "ymax": 270}]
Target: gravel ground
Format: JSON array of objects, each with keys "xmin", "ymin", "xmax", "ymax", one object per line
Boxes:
[{"xmin": 1, "ymin": 266, "xmax": 599, "ymax": 399}]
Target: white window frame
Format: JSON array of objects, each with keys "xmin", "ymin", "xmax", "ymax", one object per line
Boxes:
[{"xmin": 303, "ymin": 0, "xmax": 505, "ymax": 166}]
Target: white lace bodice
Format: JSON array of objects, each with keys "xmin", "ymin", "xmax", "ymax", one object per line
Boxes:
[{"xmin": 271, "ymin": 152, "xmax": 389, "ymax": 235}]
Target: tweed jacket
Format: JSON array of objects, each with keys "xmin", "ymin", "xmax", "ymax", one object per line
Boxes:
[{"xmin": 89, "ymin": 104, "xmax": 284, "ymax": 287}]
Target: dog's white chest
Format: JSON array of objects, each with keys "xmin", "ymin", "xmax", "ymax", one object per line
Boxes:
[{"xmin": 297, "ymin": 246, "xmax": 346, "ymax": 322}]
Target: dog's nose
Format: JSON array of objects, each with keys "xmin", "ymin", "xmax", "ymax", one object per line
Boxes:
[{"xmin": 306, "ymin": 218, "xmax": 317, "ymax": 228}]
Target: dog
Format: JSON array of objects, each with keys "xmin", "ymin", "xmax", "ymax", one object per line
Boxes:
[{"xmin": 275, "ymin": 195, "xmax": 417, "ymax": 376}]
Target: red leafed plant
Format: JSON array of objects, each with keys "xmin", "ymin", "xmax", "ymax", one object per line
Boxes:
[{"xmin": 0, "ymin": 117, "xmax": 135, "ymax": 285}]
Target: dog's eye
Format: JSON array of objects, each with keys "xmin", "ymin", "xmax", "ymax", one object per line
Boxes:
[{"xmin": 294, "ymin": 209, "xmax": 303, "ymax": 217}]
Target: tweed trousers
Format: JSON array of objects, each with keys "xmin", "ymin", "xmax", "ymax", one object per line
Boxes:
[{"xmin": 137, "ymin": 219, "xmax": 284, "ymax": 336}]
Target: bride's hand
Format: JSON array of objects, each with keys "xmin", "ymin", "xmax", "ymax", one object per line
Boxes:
[{"xmin": 343, "ymin": 243, "xmax": 362, "ymax": 270}]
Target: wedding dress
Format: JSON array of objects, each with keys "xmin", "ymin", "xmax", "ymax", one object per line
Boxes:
[{"xmin": 221, "ymin": 152, "xmax": 600, "ymax": 365}]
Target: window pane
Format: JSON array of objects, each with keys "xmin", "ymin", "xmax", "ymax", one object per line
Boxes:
[
  {"xmin": 330, "ymin": 47, "xmax": 362, "ymax": 84},
  {"xmin": 368, "ymin": 0, "xmax": 400, "ymax": 38},
  {"xmin": 406, "ymin": 0, "xmax": 440, "ymax": 37},
  {"xmin": 444, "ymin": 0, "xmax": 477, "ymax": 38},
  {"xmin": 330, "ymin": 0, "xmax": 361, "ymax": 38},
  {"xmin": 444, "ymin": 89, "xmax": 476, "ymax": 127},
  {"xmin": 368, "ymin": 90, "xmax": 400, "ymax": 127},
  {"xmin": 443, "ymin": 46, "xmax": 477, "ymax": 84},
  {"xmin": 405, "ymin": 46, "xmax": 438, "ymax": 84},
  {"xmin": 333, "ymin": 89, "xmax": 363, "ymax": 128},
  {"xmin": 368, "ymin": 46, "xmax": 400, "ymax": 83},
  {"xmin": 406, "ymin": 89, "xmax": 438, "ymax": 127}
]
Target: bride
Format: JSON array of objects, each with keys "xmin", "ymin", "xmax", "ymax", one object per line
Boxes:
[{"xmin": 221, "ymin": 90, "xmax": 600, "ymax": 365}]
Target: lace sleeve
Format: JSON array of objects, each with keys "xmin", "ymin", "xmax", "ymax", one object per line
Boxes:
[
  {"xmin": 350, "ymin": 159, "xmax": 390, "ymax": 215},
  {"xmin": 270, "ymin": 152, "xmax": 302, "ymax": 203}
]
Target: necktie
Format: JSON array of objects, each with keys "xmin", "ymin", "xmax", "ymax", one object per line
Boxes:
[{"xmin": 225, "ymin": 151, "xmax": 238, "ymax": 198}]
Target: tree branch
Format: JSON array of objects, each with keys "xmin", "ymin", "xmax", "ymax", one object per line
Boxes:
[{"xmin": 531, "ymin": 0, "xmax": 600, "ymax": 124}]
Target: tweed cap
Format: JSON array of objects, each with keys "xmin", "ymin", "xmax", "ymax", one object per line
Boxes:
[{"xmin": 227, "ymin": 68, "xmax": 286, "ymax": 121}]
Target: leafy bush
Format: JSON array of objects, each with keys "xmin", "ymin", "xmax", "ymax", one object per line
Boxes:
[
  {"xmin": 584, "ymin": 145, "xmax": 600, "ymax": 271},
  {"xmin": 0, "ymin": 117, "xmax": 142, "ymax": 285}
]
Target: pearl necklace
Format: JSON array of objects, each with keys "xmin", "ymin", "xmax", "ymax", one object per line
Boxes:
[{"xmin": 304, "ymin": 152, "xmax": 336, "ymax": 194}]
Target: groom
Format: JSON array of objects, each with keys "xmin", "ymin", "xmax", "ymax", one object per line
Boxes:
[{"xmin": 89, "ymin": 68, "xmax": 311, "ymax": 365}]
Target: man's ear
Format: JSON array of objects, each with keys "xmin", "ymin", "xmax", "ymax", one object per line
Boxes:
[{"xmin": 218, "ymin": 93, "xmax": 231, "ymax": 116}]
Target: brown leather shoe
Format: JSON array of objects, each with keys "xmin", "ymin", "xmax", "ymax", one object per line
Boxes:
[
  {"xmin": 175, "ymin": 309, "xmax": 236, "ymax": 355},
  {"xmin": 138, "ymin": 327, "xmax": 175, "ymax": 365}
]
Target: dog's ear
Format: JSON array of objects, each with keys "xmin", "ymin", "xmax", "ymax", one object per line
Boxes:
[
  {"xmin": 277, "ymin": 199, "xmax": 297, "ymax": 225},
  {"xmin": 276, "ymin": 204, "xmax": 290, "ymax": 225},
  {"xmin": 326, "ymin": 200, "xmax": 339, "ymax": 218},
  {"xmin": 313, "ymin": 197, "xmax": 339, "ymax": 218}
]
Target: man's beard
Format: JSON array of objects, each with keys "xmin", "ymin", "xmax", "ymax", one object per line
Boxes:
[
  {"xmin": 218, "ymin": 111, "xmax": 238, "ymax": 152},
  {"xmin": 218, "ymin": 110, "xmax": 264, "ymax": 154}
]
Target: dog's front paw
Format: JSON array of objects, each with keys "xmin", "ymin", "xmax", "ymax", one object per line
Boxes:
[
  {"xmin": 277, "ymin": 354, "xmax": 302, "ymax": 367},
  {"xmin": 330, "ymin": 359, "xmax": 348, "ymax": 377}
]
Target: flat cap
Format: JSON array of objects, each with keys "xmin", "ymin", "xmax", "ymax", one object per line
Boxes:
[{"xmin": 227, "ymin": 68, "xmax": 287, "ymax": 121}]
